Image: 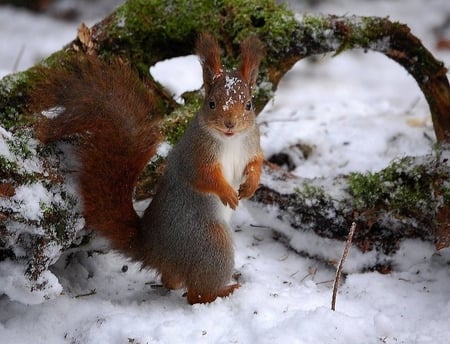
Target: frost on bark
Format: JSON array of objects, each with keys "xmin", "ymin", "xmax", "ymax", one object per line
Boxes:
[{"xmin": 0, "ymin": 0, "xmax": 449, "ymax": 302}]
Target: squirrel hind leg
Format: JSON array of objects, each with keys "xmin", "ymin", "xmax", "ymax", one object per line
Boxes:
[
  {"xmin": 187, "ymin": 283, "xmax": 240, "ymax": 305},
  {"xmin": 185, "ymin": 222, "xmax": 237, "ymax": 304}
]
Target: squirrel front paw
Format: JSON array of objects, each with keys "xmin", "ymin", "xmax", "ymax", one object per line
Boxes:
[
  {"xmin": 238, "ymin": 178, "xmax": 259, "ymax": 199},
  {"xmin": 239, "ymin": 157, "xmax": 263, "ymax": 199},
  {"xmin": 219, "ymin": 188, "xmax": 239, "ymax": 209}
]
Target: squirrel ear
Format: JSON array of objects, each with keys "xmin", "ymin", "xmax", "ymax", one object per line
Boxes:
[
  {"xmin": 196, "ymin": 32, "xmax": 223, "ymax": 90},
  {"xmin": 239, "ymin": 36, "xmax": 265, "ymax": 88}
]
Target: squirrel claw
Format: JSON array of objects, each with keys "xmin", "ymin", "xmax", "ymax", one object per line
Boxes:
[
  {"xmin": 238, "ymin": 182, "xmax": 257, "ymax": 200},
  {"xmin": 187, "ymin": 283, "xmax": 241, "ymax": 304},
  {"xmin": 220, "ymin": 191, "xmax": 239, "ymax": 209}
]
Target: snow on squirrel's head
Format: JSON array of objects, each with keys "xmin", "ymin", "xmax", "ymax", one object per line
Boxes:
[{"xmin": 196, "ymin": 32, "xmax": 265, "ymax": 137}]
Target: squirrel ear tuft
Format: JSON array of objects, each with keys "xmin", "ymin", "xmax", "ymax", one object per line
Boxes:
[
  {"xmin": 196, "ymin": 32, "xmax": 223, "ymax": 89},
  {"xmin": 239, "ymin": 36, "xmax": 265, "ymax": 88}
]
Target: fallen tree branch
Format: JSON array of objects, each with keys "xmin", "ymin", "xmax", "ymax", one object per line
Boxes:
[
  {"xmin": 252, "ymin": 152, "xmax": 449, "ymax": 258},
  {"xmin": 290, "ymin": 16, "xmax": 450, "ymax": 143}
]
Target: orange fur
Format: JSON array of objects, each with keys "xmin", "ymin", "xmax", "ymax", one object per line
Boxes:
[
  {"xmin": 187, "ymin": 283, "xmax": 240, "ymax": 305},
  {"xmin": 32, "ymin": 56, "xmax": 161, "ymax": 257},
  {"xmin": 239, "ymin": 155, "xmax": 264, "ymax": 199},
  {"xmin": 196, "ymin": 33, "xmax": 224, "ymax": 92},
  {"xmin": 192, "ymin": 162, "xmax": 239, "ymax": 209},
  {"xmin": 161, "ymin": 271, "xmax": 184, "ymax": 290},
  {"xmin": 239, "ymin": 36, "xmax": 265, "ymax": 86}
]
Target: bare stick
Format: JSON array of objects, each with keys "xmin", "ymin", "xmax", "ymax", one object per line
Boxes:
[
  {"xmin": 12, "ymin": 44, "xmax": 25, "ymax": 73},
  {"xmin": 331, "ymin": 222, "xmax": 356, "ymax": 311}
]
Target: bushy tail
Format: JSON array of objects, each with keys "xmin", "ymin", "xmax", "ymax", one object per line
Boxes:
[{"xmin": 31, "ymin": 56, "xmax": 161, "ymax": 256}]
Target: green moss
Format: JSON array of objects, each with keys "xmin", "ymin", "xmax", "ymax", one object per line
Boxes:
[
  {"xmin": 41, "ymin": 193, "xmax": 79, "ymax": 244},
  {"xmin": 0, "ymin": 71, "xmax": 29, "ymax": 97},
  {"xmin": 339, "ymin": 17, "xmax": 384, "ymax": 51},
  {"xmin": 0, "ymin": 151, "xmax": 37, "ymax": 185},
  {"xmin": 104, "ymin": 0, "xmax": 296, "ymax": 74},
  {"xmin": 0, "ymin": 71, "xmax": 32, "ymax": 129},
  {"xmin": 294, "ymin": 184, "xmax": 327, "ymax": 201},
  {"xmin": 0, "ymin": 156, "xmax": 19, "ymax": 178},
  {"xmin": 443, "ymin": 184, "xmax": 450, "ymax": 204},
  {"xmin": 298, "ymin": 15, "xmax": 333, "ymax": 45},
  {"xmin": 106, "ymin": 0, "xmax": 218, "ymax": 66},
  {"xmin": 6, "ymin": 129, "xmax": 33, "ymax": 160},
  {"xmin": 296, "ymin": 15, "xmax": 405, "ymax": 57},
  {"xmin": 0, "ymin": 128, "xmax": 46, "ymax": 186},
  {"xmin": 163, "ymin": 113, "xmax": 193, "ymax": 146},
  {"xmin": 224, "ymin": 0, "xmax": 297, "ymax": 56},
  {"xmin": 0, "ymin": 106, "xmax": 22, "ymax": 129},
  {"xmin": 162, "ymin": 91, "xmax": 202, "ymax": 145},
  {"xmin": 333, "ymin": 16, "xmax": 407, "ymax": 55},
  {"xmin": 348, "ymin": 157, "xmax": 437, "ymax": 215},
  {"xmin": 38, "ymin": 50, "xmax": 72, "ymax": 69}
]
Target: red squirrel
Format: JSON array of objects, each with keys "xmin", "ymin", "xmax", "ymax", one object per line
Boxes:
[{"xmin": 32, "ymin": 33, "xmax": 265, "ymax": 304}]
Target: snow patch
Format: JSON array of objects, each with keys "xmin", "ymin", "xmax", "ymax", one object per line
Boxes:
[
  {"xmin": 0, "ymin": 261, "xmax": 62, "ymax": 305},
  {"xmin": 149, "ymin": 55, "xmax": 202, "ymax": 103},
  {"xmin": 11, "ymin": 183, "xmax": 52, "ymax": 221}
]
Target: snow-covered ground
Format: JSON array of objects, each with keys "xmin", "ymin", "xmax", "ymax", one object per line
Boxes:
[{"xmin": 1, "ymin": 0, "xmax": 450, "ymax": 343}]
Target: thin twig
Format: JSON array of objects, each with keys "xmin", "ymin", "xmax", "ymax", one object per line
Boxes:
[
  {"xmin": 331, "ymin": 222, "xmax": 356, "ymax": 311},
  {"xmin": 74, "ymin": 289, "xmax": 96, "ymax": 298},
  {"xmin": 12, "ymin": 45, "xmax": 25, "ymax": 73}
]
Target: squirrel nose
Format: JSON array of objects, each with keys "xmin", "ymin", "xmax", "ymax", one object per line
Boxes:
[{"xmin": 224, "ymin": 120, "xmax": 235, "ymax": 129}]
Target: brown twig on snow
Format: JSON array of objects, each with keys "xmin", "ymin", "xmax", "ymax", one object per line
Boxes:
[
  {"xmin": 12, "ymin": 44, "xmax": 25, "ymax": 73},
  {"xmin": 331, "ymin": 222, "xmax": 356, "ymax": 311}
]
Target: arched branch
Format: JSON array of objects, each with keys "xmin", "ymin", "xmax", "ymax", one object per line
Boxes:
[
  {"xmin": 288, "ymin": 16, "xmax": 450, "ymax": 144},
  {"xmin": 1, "ymin": 2, "xmax": 449, "ymax": 142},
  {"xmin": 66, "ymin": 13, "xmax": 450, "ymax": 144}
]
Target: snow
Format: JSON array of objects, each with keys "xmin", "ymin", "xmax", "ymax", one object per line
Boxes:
[
  {"xmin": 0, "ymin": 129, "xmax": 12, "ymax": 157},
  {"xmin": 222, "ymin": 76, "xmax": 245, "ymax": 111},
  {"xmin": 1, "ymin": 0, "xmax": 450, "ymax": 343},
  {"xmin": 0, "ymin": 7, "xmax": 75, "ymax": 78},
  {"xmin": 10, "ymin": 183, "xmax": 51, "ymax": 221},
  {"xmin": 259, "ymin": 51, "xmax": 437, "ymax": 178},
  {"xmin": 149, "ymin": 55, "xmax": 202, "ymax": 103},
  {"xmin": 0, "ymin": 260, "xmax": 63, "ymax": 305}
]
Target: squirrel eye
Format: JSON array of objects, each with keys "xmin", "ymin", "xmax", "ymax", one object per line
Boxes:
[
  {"xmin": 209, "ymin": 100, "xmax": 216, "ymax": 109},
  {"xmin": 245, "ymin": 100, "xmax": 252, "ymax": 111}
]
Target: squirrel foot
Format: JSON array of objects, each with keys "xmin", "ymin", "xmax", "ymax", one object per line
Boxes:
[
  {"xmin": 186, "ymin": 283, "xmax": 240, "ymax": 304},
  {"xmin": 161, "ymin": 274, "xmax": 184, "ymax": 290}
]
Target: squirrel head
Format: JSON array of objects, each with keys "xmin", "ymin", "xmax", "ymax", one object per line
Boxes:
[{"xmin": 196, "ymin": 33, "xmax": 265, "ymax": 137}]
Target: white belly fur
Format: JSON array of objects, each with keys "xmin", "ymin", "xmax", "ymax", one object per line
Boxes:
[{"xmin": 217, "ymin": 134, "xmax": 248, "ymax": 222}]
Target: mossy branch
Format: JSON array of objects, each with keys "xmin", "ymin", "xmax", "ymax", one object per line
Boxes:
[
  {"xmin": 281, "ymin": 15, "xmax": 450, "ymax": 143},
  {"xmin": 254, "ymin": 152, "xmax": 450, "ymax": 258},
  {"xmin": 3, "ymin": 2, "xmax": 449, "ymax": 140},
  {"xmin": 67, "ymin": 11, "xmax": 450, "ymax": 142}
]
